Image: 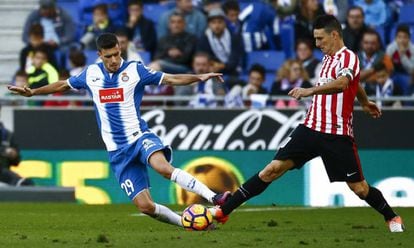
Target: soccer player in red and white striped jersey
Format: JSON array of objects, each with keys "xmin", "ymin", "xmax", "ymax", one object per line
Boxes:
[{"xmin": 213, "ymin": 15, "xmax": 404, "ymax": 232}]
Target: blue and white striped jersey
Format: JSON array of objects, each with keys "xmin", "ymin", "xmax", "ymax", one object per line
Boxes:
[{"xmin": 67, "ymin": 60, "xmax": 164, "ymax": 151}]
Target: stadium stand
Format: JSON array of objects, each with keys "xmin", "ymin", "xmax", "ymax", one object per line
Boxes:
[
  {"xmin": 398, "ymin": 3, "xmax": 414, "ymax": 24},
  {"xmin": 246, "ymin": 50, "xmax": 285, "ymax": 73},
  {"xmin": 143, "ymin": 3, "xmax": 172, "ymax": 24}
]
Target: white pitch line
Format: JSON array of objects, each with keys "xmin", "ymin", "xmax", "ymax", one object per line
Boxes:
[{"xmin": 130, "ymin": 206, "xmax": 339, "ymax": 217}]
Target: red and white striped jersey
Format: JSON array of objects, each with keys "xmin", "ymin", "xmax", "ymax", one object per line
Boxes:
[{"xmin": 303, "ymin": 46, "xmax": 360, "ymax": 137}]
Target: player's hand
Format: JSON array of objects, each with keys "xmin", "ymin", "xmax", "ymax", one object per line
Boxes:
[
  {"xmin": 361, "ymin": 101, "xmax": 382, "ymax": 118},
  {"xmin": 7, "ymin": 85, "xmax": 34, "ymax": 97},
  {"xmin": 200, "ymin": 73, "xmax": 224, "ymax": 83},
  {"xmin": 288, "ymin": 87, "xmax": 313, "ymax": 100}
]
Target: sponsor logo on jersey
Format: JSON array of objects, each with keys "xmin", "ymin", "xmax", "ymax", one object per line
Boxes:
[
  {"xmin": 99, "ymin": 88, "xmax": 124, "ymax": 103},
  {"xmin": 142, "ymin": 138, "xmax": 156, "ymax": 151}
]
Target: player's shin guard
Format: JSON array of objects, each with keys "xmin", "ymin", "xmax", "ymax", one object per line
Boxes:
[
  {"xmin": 153, "ymin": 203, "xmax": 182, "ymax": 226},
  {"xmin": 171, "ymin": 168, "xmax": 215, "ymax": 203},
  {"xmin": 221, "ymin": 173, "xmax": 271, "ymax": 215},
  {"xmin": 364, "ymin": 186, "xmax": 397, "ymax": 221}
]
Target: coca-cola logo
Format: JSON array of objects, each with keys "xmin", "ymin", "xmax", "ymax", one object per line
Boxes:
[{"xmin": 142, "ymin": 109, "xmax": 306, "ymax": 151}]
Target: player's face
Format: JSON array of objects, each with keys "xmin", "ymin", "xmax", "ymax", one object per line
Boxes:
[
  {"xmin": 99, "ymin": 45, "xmax": 122, "ymax": 73},
  {"xmin": 314, "ymin": 28, "xmax": 335, "ymax": 55}
]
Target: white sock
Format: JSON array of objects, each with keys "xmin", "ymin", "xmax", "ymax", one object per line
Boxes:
[
  {"xmin": 171, "ymin": 168, "xmax": 216, "ymax": 203},
  {"xmin": 153, "ymin": 203, "xmax": 182, "ymax": 226}
]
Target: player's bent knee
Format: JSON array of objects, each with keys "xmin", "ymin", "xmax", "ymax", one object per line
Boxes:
[
  {"xmin": 260, "ymin": 160, "xmax": 290, "ymax": 181},
  {"xmin": 349, "ymin": 183, "xmax": 369, "ymax": 199},
  {"xmin": 136, "ymin": 201, "xmax": 156, "ymax": 215}
]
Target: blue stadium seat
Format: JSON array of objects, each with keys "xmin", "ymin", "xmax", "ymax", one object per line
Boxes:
[
  {"xmin": 399, "ymin": 3, "xmax": 414, "ymax": 23},
  {"xmin": 84, "ymin": 49, "xmax": 99, "ymax": 65},
  {"xmin": 280, "ymin": 20, "xmax": 295, "ymax": 58},
  {"xmin": 313, "ymin": 49, "xmax": 324, "ymax": 61},
  {"xmin": 143, "ymin": 4, "xmax": 171, "ymax": 24},
  {"xmin": 79, "ymin": 0, "xmax": 126, "ymax": 27},
  {"xmin": 138, "ymin": 51, "xmax": 151, "ymax": 65},
  {"xmin": 246, "ymin": 50, "xmax": 285, "ymax": 73}
]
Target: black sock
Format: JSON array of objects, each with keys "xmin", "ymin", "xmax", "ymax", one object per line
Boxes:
[
  {"xmin": 221, "ymin": 173, "xmax": 271, "ymax": 215},
  {"xmin": 364, "ymin": 186, "xmax": 397, "ymax": 221}
]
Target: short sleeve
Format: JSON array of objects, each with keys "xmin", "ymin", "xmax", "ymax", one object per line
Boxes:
[
  {"xmin": 67, "ymin": 68, "xmax": 88, "ymax": 89},
  {"xmin": 338, "ymin": 50, "xmax": 359, "ymax": 81},
  {"xmin": 137, "ymin": 62, "xmax": 164, "ymax": 86}
]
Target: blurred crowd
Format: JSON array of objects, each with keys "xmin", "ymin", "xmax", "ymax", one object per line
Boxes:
[{"xmin": 8, "ymin": 0, "xmax": 414, "ymax": 108}]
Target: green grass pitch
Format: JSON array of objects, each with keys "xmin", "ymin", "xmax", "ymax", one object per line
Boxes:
[{"xmin": 0, "ymin": 203, "xmax": 412, "ymax": 247}]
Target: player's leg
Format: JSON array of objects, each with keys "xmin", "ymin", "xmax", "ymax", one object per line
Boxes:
[
  {"xmin": 320, "ymin": 134, "xmax": 404, "ymax": 232},
  {"xmin": 216, "ymin": 159, "xmax": 295, "ymax": 217},
  {"xmin": 347, "ymin": 180, "xmax": 404, "ymax": 232},
  {"xmin": 132, "ymin": 188, "xmax": 182, "ymax": 226},
  {"xmin": 148, "ymin": 150, "xmax": 228, "ymax": 205},
  {"xmin": 215, "ymin": 125, "xmax": 316, "ymax": 219}
]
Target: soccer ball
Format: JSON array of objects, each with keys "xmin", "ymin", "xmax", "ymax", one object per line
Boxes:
[{"xmin": 181, "ymin": 204, "xmax": 213, "ymax": 231}]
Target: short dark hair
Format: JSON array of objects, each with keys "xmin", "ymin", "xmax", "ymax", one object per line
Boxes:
[
  {"xmin": 313, "ymin": 15, "xmax": 343, "ymax": 38},
  {"xmin": 32, "ymin": 45, "xmax": 49, "ymax": 58},
  {"xmin": 15, "ymin": 69, "xmax": 27, "ymax": 78},
  {"xmin": 128, "ymin": 0, "xmax": 143, "ymax": 7},
  {"xmin": 222, "ymin": 0, "xmax": 240, "ymax": 13},
  {"xmin": 295, "ymin": 38, "xmax": 314, "ymax": 51},
  {"xmin": 347, "ymin": 6, "xmax": 364, "ymax": 17},
  {"xmin": 249, "ymin": 63, "xmax": 266, "ymax": 79},
  {"xmin": 93, "ymin": 3, "xmax": 108, "ymax": 14},
  {"xmin": 362, "ymin": 28, "xmax": 383, "ymax": 47},
  {"xmin": 69, "ymin": 49, "xmax": 86, "ymax": 67},
  {"xmin": 29, "ymin": 23, "xmax": 44, "ymax": 37},
  {"xmin": 96, "ymin": 33, "xmax": 119, "ymax": 51},
  {"xmin": 396, "ymin": 24, "xmax": 411, "ymax": 37}
]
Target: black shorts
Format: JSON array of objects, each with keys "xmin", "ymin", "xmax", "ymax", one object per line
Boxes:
[{"xmin": 274, "ymin": 124, "xmax": 365, "ymax": 182}]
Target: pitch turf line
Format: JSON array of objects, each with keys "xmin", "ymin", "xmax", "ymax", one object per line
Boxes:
[{"xmin": 130, "ymin": 206, "xmax": 340, "ymax": 217}]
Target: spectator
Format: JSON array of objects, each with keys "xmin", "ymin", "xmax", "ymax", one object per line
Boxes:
[
  {"xmin": 197, "ymin": 8, "xmax": 244, "ymax": 75},
  {"xmin": 242, "ymin": 64, "xmax": 268, "ymax": 98},
  {"xmin": 115, "ymin": 28, "xmax": 143, "ymax": 63},
  {"xmin": 222, "ymin": 0, "xmax": 242, "ymax": 36},
  {"xmin": 239, "ymin": 1, "xmax": 281, "ymax": 52},
  {"xmin": 149, "ymin": 12, "xmax": 196, "ymax": 73},
  {"xmin": 386, "ymin": 25, "xmax": 414, "ymax": 75},
  {"xmin": 79, "ymin": 0, "xmax": 127, "ymax": 27},
  {"xmin": 158, "ymin": 0, "xmax": 207, "ymax": 38},
  {"xmin": 294, "ymin": 0, "xmax": 325, "ymax": 42},
  {"xmin": 0, "ymin": 121, "xmax": 34, "ymax": 186},
  {"xmin": 270, "ymin": 59, "xmax": 312, "ymax": 108},
  {"xmin": 358, "ymin": 29, "xmax": 394, "ymax": 86},
  {"xmin": 80, "ymin": 4, "xmax": 117, "ymax": 50},
  {"xmin": 68, "ymin": 49, "xmax": 87, "ymax": 76},
  {"xmin": 20, "ymin": 24, "xmax": 58, "ymax": 72},
  {"xmin": 295, "ymin": 38, "xmax": 321, "ymax": 85},
  {"xmin": 27, "ymin": 47, "xmax": 59, "ymax": 89},
  {"xmin": 364, "ymin": 64, "xmax": 397, "ymax": 107},
  {"xmin": 125, "ymin": 0, "xmax": 157, "ymax": 56},
  {"xmin": 386, "ymin": 24, "xmax": 414, "ymax": 95},
  {"xmin": 13, "ymin": 70, "xmax": 28, "ymax": 88},
  {"xmin": 354, "ymin": 0, "xmax": 387, "ymax": 28},
  {"xmin": 342, "ymin": 6, "xmax": 368, "ymax": 52},
  {"xmin": 22, "ymin": 0, "xmax": 76, "ymax": 50}
]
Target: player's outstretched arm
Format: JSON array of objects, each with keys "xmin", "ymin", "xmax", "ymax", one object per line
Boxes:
[
  {"xmin": 7, "ymin": 80, "xmax": 71, "ymax": 97},
  {"xmin": 356, "ymin": 83, "xmax": 382, "ymax": 118},
  {"xmin": 162, "ymin": 72, "xmax": 224, "ymax": 86},
  {"xmin": 288, "ymin": 76, "xmax": 349, "ymax": 100}
]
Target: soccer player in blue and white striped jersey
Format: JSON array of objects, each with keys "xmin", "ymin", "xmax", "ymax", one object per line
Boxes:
[{"xmin": 8, "ymin": 33, "xmax": 230, "ymax": 228}]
